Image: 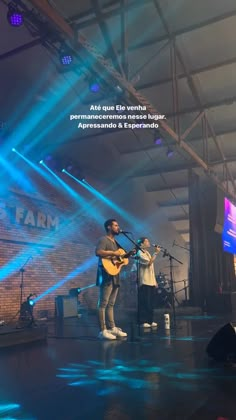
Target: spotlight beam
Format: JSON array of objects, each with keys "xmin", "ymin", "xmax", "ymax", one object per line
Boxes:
[
  {"xmin": 34, "ymin": 256, "xmax": 96, "ymax": 303},
  {"xmin": 63, "ymin": 169, "xmax": 140, "ymax": 225}
]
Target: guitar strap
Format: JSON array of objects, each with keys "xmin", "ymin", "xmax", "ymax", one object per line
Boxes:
[{"xmin": 114, "ymin": 239, "xmax": 127, "ymax": 252}]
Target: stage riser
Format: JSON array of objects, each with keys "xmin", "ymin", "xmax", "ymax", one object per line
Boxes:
[
  {"xmin": 0, "ymin": 326, "xmax": 47, "ymax": 348},
  {"xmin": 206, "ymin": 292, "xmax": 236, "ymax": 314}
]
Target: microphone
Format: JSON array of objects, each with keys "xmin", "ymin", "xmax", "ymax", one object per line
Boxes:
[
  {"xmin": 152, "ymin": 244, "xmax": 163, "ymax": 249},
  {"xmin": 119, "ymin": 229, "xmax": 132, "ymax": 234},
  {"xmin": 162, "ymin": 249, "xmax": 168, "ymax": 258}
]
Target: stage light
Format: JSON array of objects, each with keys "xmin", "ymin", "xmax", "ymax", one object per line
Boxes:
[
  {"xmin": 115, "ymin": 104, "xmax": 125, "ymax": 114},
  {"xmin": 59, "ymin": 44, "xmax": 73, "ymax": 66},
  {"xmin": 63, "ymin": 167, "xmax": 85, "ymax": 182},
  {"xmin": 60, "ymin": 53, "xmax": 73, "ymax": 66},
  {"xmin": 69, "ymin": 288, "xmax": 81, "ymax": 296},
  {"xmin": 90, "ymin": 82, "xmax": 100, "ymax": 93},
  {"xmin": 39, "ymin": 160, "xmax": 44, "ymax": 164},
  {"xmin": 154, "ymin": 131, "xmax": 162, "ymax": 145},
  {"xmin": 20, "ymin": 293, "xmax": 36, "ymax": 323},
  {"xmin": 45, "ymin": 154, "xmax": 53, "ymax": 162},
  {"xmin": 7, "ymin": 4, "xmax": 24, "ymax": 27},
  {"xmin": 115, "ymin": 85, "xmax": 123, "ymax": 94},
  {"xmin": 12, "ymin": 148, "xmax": 16, "ymax": 152},
  {"xmin": 166, "ymin": 147, "xmax": 174, "ymax": 158},
  {"xmin": 65, "ymin": 161, "xmax": 73, "ymax": 171}
]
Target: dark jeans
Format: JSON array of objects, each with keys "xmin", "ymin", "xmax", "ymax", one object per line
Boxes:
[{"xmin": 138, "ymin": 285, "xmax": 156, "ymax": 324}]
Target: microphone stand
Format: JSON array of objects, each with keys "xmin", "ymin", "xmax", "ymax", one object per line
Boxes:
[
  {"xmin": 173, "ymin": 241, "xmax": 190, "ymax": 252},
  {"xmin": 161, "ymin": 248, "xmax": 183, "ymax": 327},
  {"xmin": 119, "ymin": 232, "xmax": 144, "ymax": 341},
  {"xmin": 119, "ymin": 231, "xmax": 143, "ymax": 253},
  {"xmin": 18, "ymin": 256, "xmax": 32, "ymax": 324}
]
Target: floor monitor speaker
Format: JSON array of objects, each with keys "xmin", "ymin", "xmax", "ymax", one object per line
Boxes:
[{"xmin": 206, "ymin": 322, "xmax": 236, "ymax": 361}]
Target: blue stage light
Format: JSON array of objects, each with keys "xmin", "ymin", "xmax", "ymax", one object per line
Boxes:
[
  {"xmin": 166, "ymin": 147, "xmax": 174, "ymax": 158},
  {"xmin": 90, "ymin": 82, "xmax": 100, "ymax": 93},
  {"xmin": 60, "ymin": 54, "xmax": 73, "ymax": 66},
  {"xmin": 7, "ymin": 5, "xmax": 24, "ymax": 27},
  {"xmin": 153, "ymin": 129, "xmax": 163, "ymax": 145}
]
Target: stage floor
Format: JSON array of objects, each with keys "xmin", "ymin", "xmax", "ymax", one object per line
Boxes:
[{"xmin": 0, "ymin": 312, "xmax": 236, "ymax": 420}]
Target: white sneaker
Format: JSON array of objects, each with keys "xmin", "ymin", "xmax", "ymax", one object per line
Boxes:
[
  {"xmin": 141, "ymin": 323, "xmax": 151, "ymax": 328},
  {"xmin": 109, "ymin": 327, "xmax": 127, "ymax": 337},
  {"xmin": 98, "ymin": 329, "xmax": 116, "ymax": 340},
  {"xmin": 151, "ymin": 322, "xmax": 158, "ymax": 327}
]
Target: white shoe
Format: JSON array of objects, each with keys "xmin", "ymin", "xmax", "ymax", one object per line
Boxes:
[
  {"xmin": 151, "ymin": 322, "xmax": 158, "ymax": 327},
  {"xmin": 98, "ymin": 329, "xmax": 116, "ymax": 340},
  {"xmin": 109, "ymin": 327, "xmax": 127, "ymax": 337},
  {"xmin": 141, "ymin": 323, "xmax": 151, "ymax": 328}
]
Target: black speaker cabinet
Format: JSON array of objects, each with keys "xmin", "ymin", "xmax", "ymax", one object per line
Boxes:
[
  {"xmin": 206, "ymin": 322, "xmax": 236, "ymax": 361},
  {"xmin": 55, "ymin": 295, "xmax": 78, "ymax": 318}
]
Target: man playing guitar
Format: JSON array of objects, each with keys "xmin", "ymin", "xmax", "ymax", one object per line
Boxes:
[{"xmin": 96, "ymin": 219, "xmax": 128, "ymax": 340}]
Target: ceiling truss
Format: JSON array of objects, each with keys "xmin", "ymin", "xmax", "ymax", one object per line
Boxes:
[{"xmin": 6, "ymin": 0, "xmax": 233, "ymax": 202}]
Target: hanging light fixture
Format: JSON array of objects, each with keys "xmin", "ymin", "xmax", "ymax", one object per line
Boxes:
[
  {"xmin": 7, "ymin": 3, "xmax": 24, "ymax": 27},
  {"xmin": 154, "ymin": 130, "xmax": 162, "ymax": 145}
]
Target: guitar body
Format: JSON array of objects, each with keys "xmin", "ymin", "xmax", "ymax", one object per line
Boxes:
[{"xmin": 102, "ymin": 248, "xmax": 130, "ymax": 276}]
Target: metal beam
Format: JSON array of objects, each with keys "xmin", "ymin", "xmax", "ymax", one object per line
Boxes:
[
  {"xmin": 181, "ymin": 112, "xmax": 205, "ymax": 141},
  {"xmin": 168, "ymin": 215, "xmax": 189, "ymax": 222},
  {"xmin": 147, "ymin": 183, "xmax": 188, "ymax": 192},
  {"xmin": 70, "ymin": 0, "xmax": 153, "ymax": 26},
  {"xmin": 82, "ymin": 90, "xmax": 236, "ymax": 117},
  {"xmin": 133, "ymin": 165, "xmax": 196, "ymax": 177},
  {"xmin": 120, "ymin": 0, "xmax": 129, "ymax": 78},
  {"xmin": 176, "ymin": 229, "xmax": 189, "ymax": 234},
  {"xmin": 120, "ymin": 126, "xmax": 236, "ymax": 155},
  {"xmin": 71, "ymin": 2, "xmax": 236, "ymax": 53},
  {"xmin": 167, "ymin": 95, "xmax": 236, "ymax": 118},
  {"xmin": 137, "ymin": 55, "xmax": 236, "ymax": 91},
  {"xmin": 132, "ymin": 155, "xmax": 236, "ymax": 178},
  {"xmin": 128, "ymin": 9, "xmax": 236, "ymax": 51},
  {"xmin": 158, "ymin": 199, "xmax": 189, "ymax": 207},
  {"xmin": 56, "ymin": 123, "xmax": 236, "ymax": 149},
  {"xmin": 0, "ymin": 38, "xmax": 44, "ymax": 60},
  {"xmin": 90, "ymin": 0, "xmax": 125, "ymax": 75}
]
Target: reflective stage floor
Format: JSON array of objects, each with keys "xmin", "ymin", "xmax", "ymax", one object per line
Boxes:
[{"xmin": 0, "ymin": 312, "xmax": 236, "ymax": 420}]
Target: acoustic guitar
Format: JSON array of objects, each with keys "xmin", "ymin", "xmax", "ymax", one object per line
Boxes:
[{"xmin": 101, "ymin": 248, "xmax": 135, "ymax": 276}]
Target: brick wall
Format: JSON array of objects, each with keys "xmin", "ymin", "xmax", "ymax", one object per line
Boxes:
[{"xmin": 0, "ymin": 171, "xmax": 102, "ymax": 320}]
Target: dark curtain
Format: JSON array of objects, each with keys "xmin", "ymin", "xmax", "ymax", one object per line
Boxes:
[{"xmin": 189, "ymin": 171, "xmax": 235, "ymax": 308}]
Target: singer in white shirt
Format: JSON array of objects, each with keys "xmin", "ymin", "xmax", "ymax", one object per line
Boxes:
[{"xmin": 136, "ymin": 237, "xmax": 161, "ymax": 328}]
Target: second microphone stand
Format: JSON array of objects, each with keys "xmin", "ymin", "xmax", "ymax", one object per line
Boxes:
[
  {"xmin": 161, "ymin": 248, "xmax": 183, "ymax": 326},
  {"xmin": 120, "ymin": 231, "xmax": 144, "ymax": 341},
  {"xmin": 18, "ymin": 256, "xmax": 32, "ymax": 326}
]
